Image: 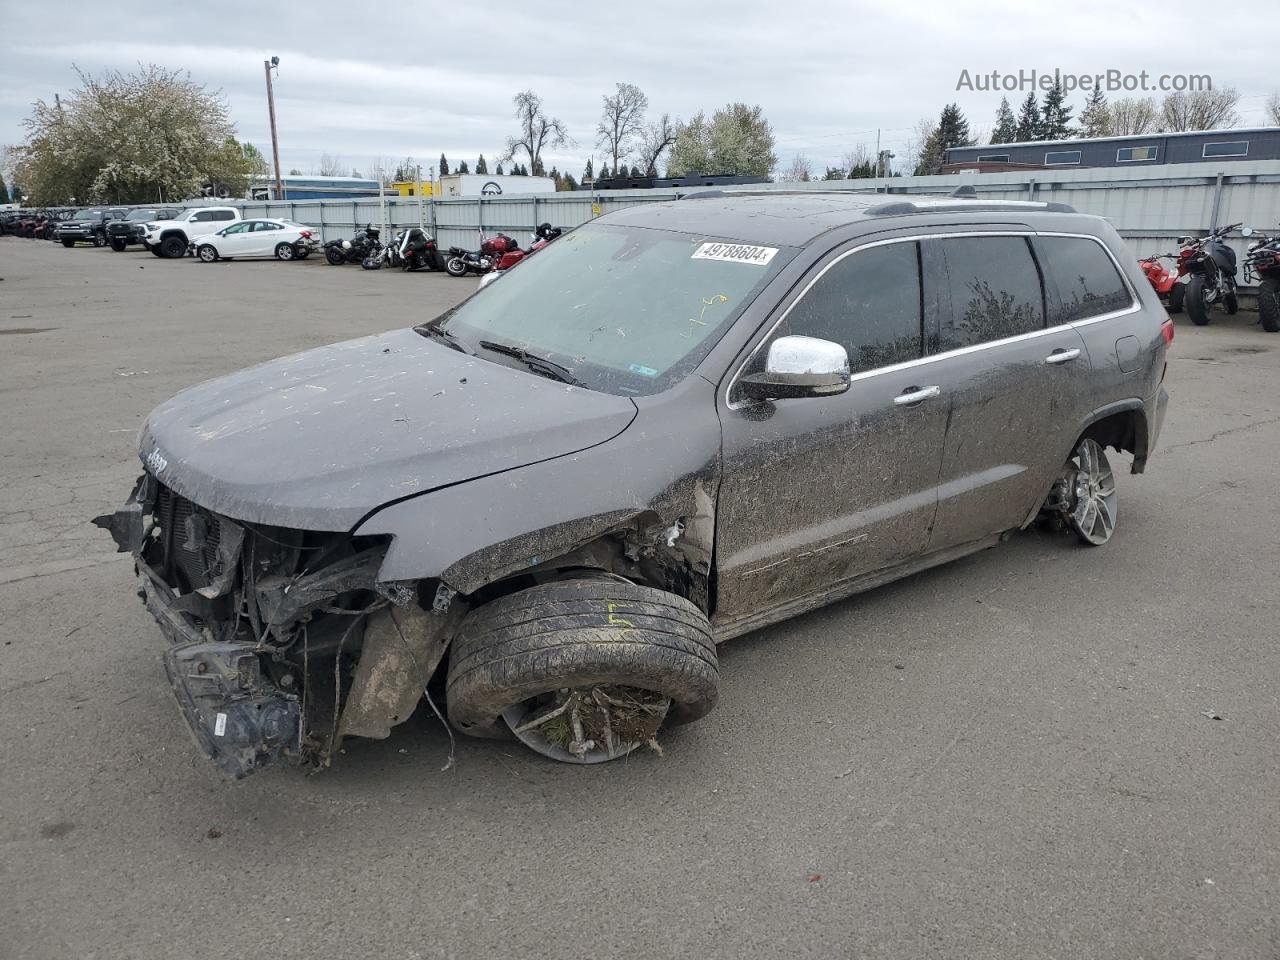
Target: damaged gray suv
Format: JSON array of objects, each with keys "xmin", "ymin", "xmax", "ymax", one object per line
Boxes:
[{"xmin": 96, "ymin": 193, "xmax": 1171, "ymax": 777}]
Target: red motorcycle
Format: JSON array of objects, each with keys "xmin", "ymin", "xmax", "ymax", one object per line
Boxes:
[
  {"xmin": 1139, "ymin": 253, "xmax": 1184, "ymax": 313},
  {"xmin": 478, "ymin": 224, "xmax": 564, "ymax": 288}
]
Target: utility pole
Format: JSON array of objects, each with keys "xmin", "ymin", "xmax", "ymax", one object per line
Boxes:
[
  {"xmin": 875, "ymin": 128, "xmax": 881, "ymax": 178},
  {"xmin": 264, "ymin": 57, "xmax": 285, "ymax": 201}
]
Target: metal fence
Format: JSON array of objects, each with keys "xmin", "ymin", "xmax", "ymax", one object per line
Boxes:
[{"xmin": 230, "ymin": 160, "xmax": 1280, "ymax": 283}]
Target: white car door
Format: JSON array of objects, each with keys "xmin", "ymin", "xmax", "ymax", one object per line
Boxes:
[
  {"xmin": 249, "ymin": 221, "xmax": 284, "ymax": 256},
  {"xmin": 215, "ymin": 222, "xmax": 254, "ymax": 256}
]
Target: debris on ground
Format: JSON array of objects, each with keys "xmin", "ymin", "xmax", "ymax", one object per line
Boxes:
[{"xmin": 1200, "ymin": 709, "xmax": 1224, "ymax": 720}]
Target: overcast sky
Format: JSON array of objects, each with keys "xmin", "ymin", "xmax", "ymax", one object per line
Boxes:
[{"xmin": 2, "ymin": 1, "xmax": 1276, "ymax": 179}]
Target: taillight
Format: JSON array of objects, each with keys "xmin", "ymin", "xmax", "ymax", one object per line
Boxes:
[
  {"xmin": 1161, "ymin": 318, "xmax": 1175, "ymax": 345},
  {"xmin": 299, "ymin": 230, "xmax": 311, "ymax": 238}
]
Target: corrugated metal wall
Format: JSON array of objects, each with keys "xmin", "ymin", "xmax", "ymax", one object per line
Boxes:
[{"xmin": 231, "ymin": 160, "xmax": 1280, "ymax": 283}]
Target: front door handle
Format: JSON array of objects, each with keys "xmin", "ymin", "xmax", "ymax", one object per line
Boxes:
[
  {"xmin": 1045, "ymin": 348, "xmax": 1082, "ymax": 365},
  {"xmin": 893, "ymin": 385, "xmax": 941, "ymax": 406}
]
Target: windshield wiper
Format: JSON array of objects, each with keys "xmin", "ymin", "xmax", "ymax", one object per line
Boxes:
[
  {"xmin": 477, "ymin": 340, "xmax": 586, "ymax": 387},
  {"xmin": 417, "ymin": 323, "xmax": 472, "ymax": 354}
]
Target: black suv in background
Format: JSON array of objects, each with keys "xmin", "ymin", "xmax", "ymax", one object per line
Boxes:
[
  {"xmin": 58, "ymin": 207, "xmax": 128, "ymax": 247},
  {"xmin": 107, "ymin": 208, "xmax": 184, "ymax": 251}
]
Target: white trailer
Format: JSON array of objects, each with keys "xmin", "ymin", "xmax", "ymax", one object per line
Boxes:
[{"xmin": 439, "ymin": 174, "xmax": 557, "ymax": 198}]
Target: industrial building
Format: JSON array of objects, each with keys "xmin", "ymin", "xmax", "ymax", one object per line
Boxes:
[{"xmin": 944, "ymin": 127, "xmax": 1280, "ymax": 171}]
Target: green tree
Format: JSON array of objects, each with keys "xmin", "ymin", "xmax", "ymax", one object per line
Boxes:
[
  {"xmin": 561, "ymin": 172, "xmax": 578, "ymax": 191},
  {"xmin": 914, "ymin": 104, "xmax": 972, "ymax": 175},
  {"xmin": 599, "ymin": 162, "xmax": 611, "ymax": 180},
  {"xmin": 0, "ymin": 171, "xmax": 9, "ymax": 204},
  {"xmin": 495, "ymin": 161, "xmax": 504, "ymax": 175},
  {"xmin": 582, "ymin": 157, "xmax": 593, "ymax": 181},
  {"xmin": 1014, "ymin": 92, "xmax": 1042, "ymax": 142},
  {"xmin": 990, "ymin": 97, "xmax": 1018, "ymax": 144},
  {"xmin": 288, "ymin": 168, "xmax": 302, "ymax": 176},
  {"xmin": 438, "ymin": 153, "xmax": 450, "ymax": 176},
  {"xmin": 457, "ymin": 160, "xmax": 469, "ymax": 174},
  {"xmin": 822, "ymin": 166, "xmax": 845, "ymax": 180},
  {"xmin": 1040, "ymin": 79, "xmax": 1074, "ymax": 139},
  {"xmin": 14, "ymin": 64, "xmax": 252, "ymax": 204},
  {"xmin": 668, "ymin": 103, "xmax": 776, "ymax": 177},
  {"xmin": 1078, "ymin": 88, "xmax": 1111, "ymax": 138},
  {"xmin": 475, "ymin": 154, "xmax": 488, "ymax": 174}
]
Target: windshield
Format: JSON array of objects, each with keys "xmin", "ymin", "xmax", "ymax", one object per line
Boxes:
[
  {"xmin": 422, "ymin": 223, "xmax": 793, "ymax": 395},
  {"xmin": 126, "ymin": 209, "xmax": 157, "ymax": 221},
  {"xmin": 72, "ymin": 209, "xmax": 102, "ymax": 219}
]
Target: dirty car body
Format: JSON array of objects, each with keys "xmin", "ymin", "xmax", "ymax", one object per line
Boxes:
[{"xmin": 97, "ymin": 193, "xmax": 1170, "ymax": 777}]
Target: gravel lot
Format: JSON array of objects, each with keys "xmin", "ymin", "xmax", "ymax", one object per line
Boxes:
[{"xmin": 2, "ymin": 238, "xmax": 1278, "ymax": 960}]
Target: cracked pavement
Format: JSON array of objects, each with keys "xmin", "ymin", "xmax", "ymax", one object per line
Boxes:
[{"xmin": 2, "ymin": 239, "xmax": 1279, "ymax": 960}]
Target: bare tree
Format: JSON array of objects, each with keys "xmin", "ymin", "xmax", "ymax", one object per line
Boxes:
[
  {"xmin": 1108, "ymin": 97, "xmax": 1159, "ymax": 136},
  {"xmin": 596, "ymin": 82, "xmax": 648, "ymax": 174},
  {"xmin": 1268, "ymin": 92, "xmax": 1280, "ymax": 126},
  {"xmin": 635, "ymin": 113, "xmax": 677, "ymax": 175},
  {"xmin": 901, "ymin": 118, "xmax": 936, "ymax": 177},
  {"xmin": 504, "ymin": 90, "xmax": 572, "ymax": 176},
  {"xmin": 313, "ymin": 153, "xmax": 345, "ymax": 176},
  {"xmin": 779, "ymin": 153, "xmax": 812, "ymax": 182},
  {"xmin": 1161, "ymin": 88, "xmax": 1241, "ymax": 131}
]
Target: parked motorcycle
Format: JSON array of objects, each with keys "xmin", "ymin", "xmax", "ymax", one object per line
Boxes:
[
  {"xmin": 324, "ymin": 224, "xmax": 382, "ymax": 265},
  {"xmin": 445, "ymin": 233, "xmax": 517, "ymax": 277},
  {"xmin": 1242, "ymin": 225, "xmax": 1280, "ymax": 333},
  {"xmin": 478, "ymin": 223, "xmax": 564, "ymax": 289},
  {"xmin": 1174, "ymin": 222, "xmax": 1242, "ymax": 326},
  {"xmin": 393, "ymin": 227, "xmax": 440, "ymax": 272},
  {"xmin": 1139, "ymin": 253, "xmax": 1184, "ymax": 313}
]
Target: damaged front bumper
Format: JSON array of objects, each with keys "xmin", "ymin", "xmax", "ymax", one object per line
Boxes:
[{"xmin": 94, "ymin": 474, "xmax": 444, "ymax": 779}]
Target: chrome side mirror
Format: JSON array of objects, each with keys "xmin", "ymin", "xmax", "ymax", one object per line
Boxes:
[{"xmin": 738, "ymin": 335, "xmax": 850, "ymax": 402}]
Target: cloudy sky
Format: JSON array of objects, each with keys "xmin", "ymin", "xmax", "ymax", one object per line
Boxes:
[{"xmin": 2, "ymin": 0, "xmax": 1276, "ymax": 179}]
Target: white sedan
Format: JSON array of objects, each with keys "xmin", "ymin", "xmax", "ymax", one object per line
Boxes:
[{"xmin": 191, "ymin": 219, "xmax": 319, "ymax": 262}]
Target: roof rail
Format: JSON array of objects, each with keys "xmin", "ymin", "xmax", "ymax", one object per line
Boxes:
[{"xmin": 865, "ymin": 198, "xmax": 1077, "ymax": 216}]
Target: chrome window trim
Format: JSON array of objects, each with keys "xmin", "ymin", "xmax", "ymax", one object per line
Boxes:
[
  {"xmin": 723, "ymin": 230, "xmax": 1140, "ymax": 411},
  {"xmin": 1201, "ymin": 140, "xmax": 1249, "ymax": 158}
]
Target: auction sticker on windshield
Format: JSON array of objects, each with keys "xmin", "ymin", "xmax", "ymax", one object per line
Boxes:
[{"xmin": 691, "ymin": 242, "xmax": 779, "ymax": 266}]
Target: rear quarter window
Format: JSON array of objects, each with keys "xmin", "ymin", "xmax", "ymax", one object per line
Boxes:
[{"xmin": 1034, "ymin": 235, "xmax": 1134, "ymax": 324}]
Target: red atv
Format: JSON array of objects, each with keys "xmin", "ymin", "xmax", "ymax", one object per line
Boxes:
[{"xmin": 1139, "ymin": 253, "xmax": 1184, "ymax": 313}]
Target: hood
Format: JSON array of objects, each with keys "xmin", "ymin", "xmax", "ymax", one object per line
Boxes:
[{"xmin": 140, "ymin": 328, "xmax": 638, "ymax": 531}]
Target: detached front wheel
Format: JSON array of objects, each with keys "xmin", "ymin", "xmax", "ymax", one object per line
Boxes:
[
  {"xmin": 1186, "ymin": 276, "xmax": 1213, "ymax": 326},
  {"xmin": 446, "ymin": 578, "xmax": 719, "ymax": 763}
]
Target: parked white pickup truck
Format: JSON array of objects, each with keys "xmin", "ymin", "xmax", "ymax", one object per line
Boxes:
[{"xmin": 143, "ymin": 207, "xmax": 241, "ymax": 258}]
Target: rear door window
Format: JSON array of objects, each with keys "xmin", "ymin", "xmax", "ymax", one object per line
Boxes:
[
  {"xmin": 213, "ymin": 210, "xmax": 236, "ymax": 221},
  {"xmin": 930, "ymin": 236, "xmax": 1045, "ymax": 352},
  {"xmin": 764, "ymin": 241, "xmax": 922, "ymax": 375},
  {"xmin": 1034, "ymin": 235, "xmax": 1134, "ymax": 324}
]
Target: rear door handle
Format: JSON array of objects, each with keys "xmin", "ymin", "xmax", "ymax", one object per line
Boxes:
[
  {"xmin": 893, "ymin": 385, "xmax": 941, "ymax": 406},
  {"xmin": 1045, "ymin": 348, "xmax": 1081, "ymax": 365}
]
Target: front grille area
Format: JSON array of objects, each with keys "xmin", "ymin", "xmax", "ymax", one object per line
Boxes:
[{"xmin": 154, "ymin": 484, "xmax": 224, "ymax": 591}]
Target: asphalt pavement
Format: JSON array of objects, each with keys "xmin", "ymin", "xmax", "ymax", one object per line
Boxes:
[{"xmin": 1, "ymin": 237, "xmax": 1277, "ymax": 960}]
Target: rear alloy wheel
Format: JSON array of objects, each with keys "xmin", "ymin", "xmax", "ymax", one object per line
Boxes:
[
  {"xmin": 1166, "ymin": 282, "xmax": 1184, "ymax": 314},
  {"xmin": 159, "ymin": 235, "xmax": 187, "ymax": 259},
  {"xmin": 1186, "ymin": 276, "xmax": 1214, "ymax": 326},
  {"xmin": 91, "ymin": 230, "xmax": 106, "ymax": 247},
  {"xmin": 275, "ymin": 242, "xmax": 295, "ymax": 261},
  {"xmin": 447, "ymin": 578, "xmax": 719, "ymax": 763},
  {"xmin": 1259, "ymin": 278, "xmax": 1280, "ymax": 333},
  {"xmin": 196, "ymin": 244, "xmax": 219, "ymax": 263},
  {"xmin": 1066, "ymin": 438, "xmax": 1117, "ymax": 546}
]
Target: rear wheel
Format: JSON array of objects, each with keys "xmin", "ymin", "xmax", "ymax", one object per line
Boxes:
[
  {"xmin": 1066, "ymin": 438, "xmax": 1118, "ymax": 546},
  {"xmin": 108, "ymin": 238, "xmax": 126, "ymax": 252},
  {"xmin": 196, "ymin": 244, "xmax": 218, "ymax": 263},
  {"xmin": 295, "ymin": 247, "xmax": 310, "ymax": 260},
  {"xmin": 446, "ymin": 578, "xmax": 719, "ymax": 761},
  {"xmin": 159, "ymin": 235, "xmax": 187, "ymax": 259},
  {"xmin": 445, "ymin": 256, "xmax": 468, "ymax": 277},
  {"xmin": 324, "ymin": 246, "xmax": 346, "ymax": 266},
  {"xmin": 91, "ymin": 230, "xmax": 106, "ymax": 247},
  {"xmin": 1224, "ymin": 289, "xmax": 1239, "ymax": 315},
  {"xmin": 1186, "ymin": 275, "xmax": 1213, "ymax": 326},
  {"xmin": 274, "ymin": 242, "xmax": 295, "ymax": 261},
  {"xmin": 1166, "ymin": 282, "xmax": 1184, "ymax": 314},
  {"xmin": 1259, "ymin": 278, "xmax": 1280, "ymax": 333}
]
